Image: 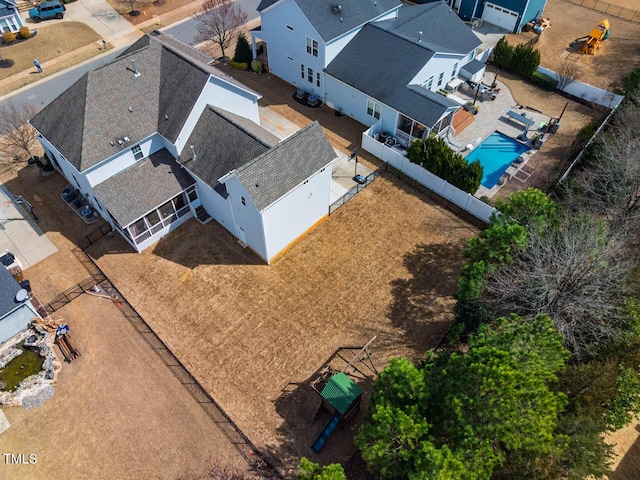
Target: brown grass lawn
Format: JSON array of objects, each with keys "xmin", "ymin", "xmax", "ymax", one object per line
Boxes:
[
  {"xmin": 106, "ymin": 0, "xmax": 198, "ymax": 25},
  {"xmin": 87, "ymin": 174, "xmax": 478, "ymax": 474},
  {"xmin": 507, "ymin": 0, "xmax": 640, "ymax": 90},
  {"xmin": 0, "ymin": 22, "xmax": 101, "ymax": 80},
  {"xmin": 0, "ymin": 295, "xmax": 247, "ymax": 480}
]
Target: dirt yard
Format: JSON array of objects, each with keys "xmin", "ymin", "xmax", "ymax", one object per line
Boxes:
[
  {"xmin": 86, "ymin": 174, "xmax": 477, "ymax": 474},
  {"xmin": 0, "ymin": 294, "xmax": 247, "ymax": 480},
  {"xmin": 507, "ymin": 0, "xmax": 640, "ymax": 90}
]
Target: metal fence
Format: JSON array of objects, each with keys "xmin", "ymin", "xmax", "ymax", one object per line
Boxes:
[
  {"xmin": 564, "ymin": 0, "xmax": 640, "ymax": 22},
  {"xmin": 77, "ymin": 220, "xmax": 112, "ymax": 250},
  {"xmin": 41, "ymin": 273, "xmax": 106, "ymax": 314},
  {"xmin": 329, "ymin": 171, "xmax": 380, "ymax": 215},
  {"xmin": 50, "ymin": 244, "xmax": 283, "ymax": 479}
]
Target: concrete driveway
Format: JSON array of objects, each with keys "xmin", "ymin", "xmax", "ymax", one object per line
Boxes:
[
  {"xmin": 0, "ymin": 184, "xmax": 57, "ymax": 269},
  {"xmin": 21, "ymin": 0, "xmax": 141, "ymax": 47}
]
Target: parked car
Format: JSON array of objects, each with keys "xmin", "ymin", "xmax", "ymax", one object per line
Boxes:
[{"xmin": 29, "ymin": 1, "xmax": 66, "ymax": 22}]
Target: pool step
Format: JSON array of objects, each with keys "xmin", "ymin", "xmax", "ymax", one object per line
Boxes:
[{"xmin": 452, "ymin": 109, "xmax": 475, "ymax": 134}]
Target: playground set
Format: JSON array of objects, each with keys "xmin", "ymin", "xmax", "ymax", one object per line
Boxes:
[
  {"xmin": 578, "ymin": 19, "xmax": 610, "ymax": 55},
  {"xmin": 299, "ymin": 337, "xmax": 377, "ymax": 453}
]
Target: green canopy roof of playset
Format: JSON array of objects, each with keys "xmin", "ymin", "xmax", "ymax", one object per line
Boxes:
[{"xmin": 320, "ymin": 372, "xmax": 363, "ymax": 415}]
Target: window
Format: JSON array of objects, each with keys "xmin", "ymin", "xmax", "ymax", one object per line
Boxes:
[
  {"xmin": 423, "ymin": 76, "xmax": 434, "ymax": 90},
  {"xmin": 307, "ymin": 67, "xmax": 313, "ymax": 83},
  {"xmin": 316, "ymin": 72, "xmax": 321, "ymax": 87},
  {"xmin": 437, "ymin": 72, "xmax": 444, "ymax": 87},
  {"xmin": 366, "ymin": 99, "xmax": 381, "ymax": 120},
  {"xmin": 131, "ymin": 144, "xmax": 143, "ymax": 160},
  {"xmin": 286, "ymin": 25, "xmax": 294, "ymax": 31},
  {"xmin": 306, "ymin": 37, "xmax": 318, "ymax": 57},
  {"xmin": 241, "ymin": 196, "xmax": 246, "ymax": 206},
  {"xmin": 301, "ymin": 64, "xmax": 304, "ymax": 79},
  {"xmin": 468, "ymin": 50, "xmax": 475, "ymax": 61},
  {"xmin": 451, "ymin": 62, "xmax": 458, "ymax": 79},
  {"xmin": 287, "ymin": 56, "xmax": 294, "ymax": 61}
]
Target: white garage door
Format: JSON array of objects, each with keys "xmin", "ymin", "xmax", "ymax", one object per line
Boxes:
[{"xmin": 482, "ymin": 2, "xmax": 519, "ymax": 31}]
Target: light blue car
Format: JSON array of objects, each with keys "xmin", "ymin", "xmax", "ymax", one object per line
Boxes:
[{"xmin": 29, "ymin": 1, "xmax": 66, "ymax": 23}]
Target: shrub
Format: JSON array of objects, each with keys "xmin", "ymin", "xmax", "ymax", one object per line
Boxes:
[
  {"xmin": 511, "ymin": 43, "xmax": 540, "ymax": 77},
  {"xmin": 232, "ymin": 34, "xmax": 252, "ymax": 64},
  {"xmin": 531, "ymin": 71, "xmax": 557, "ymax": 90},
  {"xmin": 230, "ymin": 60, "xmax": 248, "ymax": 70},
  {"xmin": 18, "ymin": 27, "xmax": 30, "ymax": 40},
  {"xmin": 406, "ymin": 137, "xmax": 483, "ymax": 194},
  {"xmin": 493, "ymin": 37, "xmax": 513, "ymax": 70},
  {"xmin": 251, "ymin": 59, "xmax": 262, "ymax": 73},
  {"xmin": 2, "ymin": 31, "xmax": 15, "ymax": 44}
]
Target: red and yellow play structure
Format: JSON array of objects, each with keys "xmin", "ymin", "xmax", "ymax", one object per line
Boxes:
[{"xmin": 581, "ymin": 19, "xmax": 610, "ymax": 55}]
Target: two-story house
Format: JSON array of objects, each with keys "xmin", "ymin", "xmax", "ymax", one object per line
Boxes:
[
  {"xmin": 31, "ymin": 32, "xmax": 337, "ymax": 264},
  {"xmin": 254, "ymin": 1, "xmax": 483, "ymax": 147}
]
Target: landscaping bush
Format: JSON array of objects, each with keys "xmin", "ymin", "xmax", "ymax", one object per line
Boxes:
[
  {"xmin": 493, "ymin": 37, "xmax": 542, "ymax": 82},
  {"xmin": 230, "ymin": 60, "xmax": 248, "ymax": 70},
  {"xmin": 251, "ymin": 59, "xmax": 263, "ymax": 73},
  {"xmin": 233, "ymin": 34, "xmax": 252, "ymax": 64},
  {"xmin": 531, "ymin": 71, "xmax": 557, "ymax": 91},
  {"xmin": 493, "ymin": 37, "xmax": 513, "ymax": 70},
  {"xmin": 18, "ymin": 27, "xmax": 30, "ymax": 40},
  {"xmin": 2, "ymin": 31, "xmax": 15, "ymax": 44},
  {"xmin": 407, "ymin": 137, "xmax": 483, "ymax": 194},
  {"xmin": 622, "ymin": 66, "xmax": 640, "ymax": 98}
]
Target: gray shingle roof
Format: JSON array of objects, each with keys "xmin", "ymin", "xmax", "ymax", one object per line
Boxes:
[
  {"xmin": 378, "ymin": 2, "xmax": 481, "ymax": 54},
  {"xmin": 0, "ymin": 265, "xmax": 21, "ymax": 318},
  {"xmin": 325, "ymin": 23, "xmax": 458, "ymax": 128},
  {"xmin": 30, "ymin": 32, "xmax": 257, "ymax": 173},
  {"xmin": 461, "ymin": 58, "xmax": 485, "ymax": 75},
  {"xmin": 178, "ymin": 106, "xmax": 277, "ymax": 189},
  {"xmin": 93, "ymin": 148, "xmax": 194, "ymax": 227},
  {"xmin": 236, "ymin": 122, "xmax": 336, "ymax": 211},
  {"xmin": 259, "ymin": 0, "xmax": 402, "ymax": 42}
]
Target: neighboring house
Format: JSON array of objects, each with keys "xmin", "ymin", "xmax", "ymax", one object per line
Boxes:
[
  {"xmin": 0, "ymin": 266, "xmax": 40, "ymax": 345},
  {"xmin": 419, "ymin": 0, "xmax": 547, "ymax": 33},
  {"xmin": 31, "ymin": 32, "xmax": 337, "ymax": 264},
  {"xmin": 255, "ymin": 1, "xmax": 482, "ymax": 146},
  {"xmin": 0, "ymin": 0, "xmax": 24, "ymax": 34}
]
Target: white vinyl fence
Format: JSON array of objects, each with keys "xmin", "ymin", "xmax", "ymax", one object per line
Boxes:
[
  {"xmin": 362, "ymin": 127, "xmax": 497, "ymax": 224},
  {"xmin": 537, "ymin": 66, "xmax": 624, "ymax": 108}
]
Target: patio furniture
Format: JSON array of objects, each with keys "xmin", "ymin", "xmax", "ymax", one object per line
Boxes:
[{"xmin": 505, "ymin": 110, "xmax": 536, "ymax": 128}]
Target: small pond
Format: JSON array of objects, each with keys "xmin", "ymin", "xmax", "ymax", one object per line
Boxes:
[{"xmin": 0, "ymin": 343, "xmax": 44, "ymax": 392}]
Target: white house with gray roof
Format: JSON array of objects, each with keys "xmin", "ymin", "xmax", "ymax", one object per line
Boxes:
[
  {"xmin": 30, "ymin": 32, "xmax": 336, "ymax": 264},
  {"xmin": 254, "ymin": 1, "xmax": 483, "ymax": 146}
]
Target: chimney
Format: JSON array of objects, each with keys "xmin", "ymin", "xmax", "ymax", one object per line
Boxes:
[
  {"xmin": 131, "ymin": 59, "xmax": 140, "ymax": 77},
  {"xmin": 418, "ymin": 31, "xmax": 422, "ymax": 42}
]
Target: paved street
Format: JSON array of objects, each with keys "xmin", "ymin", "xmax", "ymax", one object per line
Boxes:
[{"xmin": 164, "ymin": 0, "xmax": 261, "ymax": 44}]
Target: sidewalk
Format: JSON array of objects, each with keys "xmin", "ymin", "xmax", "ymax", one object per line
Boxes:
[{"xmin": 0, "ymin": 0, "xmax": 205, "ymax": 99}]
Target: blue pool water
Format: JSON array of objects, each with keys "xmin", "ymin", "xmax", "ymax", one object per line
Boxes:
[{"xmin": 466, "ymin": 132, "xmax": 529, "ymax": 189}]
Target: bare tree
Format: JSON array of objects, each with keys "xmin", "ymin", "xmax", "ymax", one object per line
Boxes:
[
  {"xmin": 117, "ymin": 0, "xmax": 150, "ymax": 16},
  {"xmin": 567, "ymin": 103, "xmax": 640, "ymax": 236},
  {"xmin": 0, "ymin": 101, "xmax": 39, "ymax": 163},
  {"xmin": 556, "ymin": 58, "xmax": 584, "ymax": 90},
  {"xmin": 194, "ymin": 0, "xmax": 247, "ymax": 60},
  {"xmin": 484, "ymin": 214, "xmax": 633, "ymax": 359}
]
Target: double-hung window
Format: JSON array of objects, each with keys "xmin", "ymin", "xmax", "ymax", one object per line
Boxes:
[
  {"xmin": 301, "ymin": 64, "xmax": 305, "ymax": 79},
  {"xmin": 366, "ymin": 99, "xmax": 381, "ymax": 120},
  {"xmin": 307, "ymin": 67, "xmax": 313, "ymax": 83},
  {"xmin": 424, "ymin": 76, "xmax": 434, "ymax": 90},
  {"xmin": 437, "ymin": 72, "xmax": 444, "ymax": 87},
  {"xmin": 451, "ymin": 62, "xmax": 458, "ymax": 79},
  {"xmin": 306, "ymin": 37, "xmax": 318, "ymax": 57}
]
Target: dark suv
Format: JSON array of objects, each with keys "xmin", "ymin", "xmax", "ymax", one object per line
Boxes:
[{"xmin": 29, "ymin": 1, "xmax": 66, "ymax": 22}]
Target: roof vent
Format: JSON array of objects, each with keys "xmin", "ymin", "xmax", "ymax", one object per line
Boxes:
[
  {"xmin": 15, "ymin": 289, "xmax": 28, "ymax": 303},
  {"xmin": 255, "ymin": 183, "xmax": 260, "ymax": 188},
  {"xmin": 331, "ymin": 4, "xmax": 342, "ymax": 13},
  {"xmin": 340, "ymin": 16, "xmax": 343, "ymax": 22},
  {"xmin": 110, "ymin": 141, "xmax": 115, "ymax": 146},
  {"xmin": 131, "ymin": 59, "xmax": 140, "ymax": 77},
  {"xmin": 123, "ymin": 136, "xmax": 130, "ymax": 142},
  {"xmin": 128, "ymin": 106, "xmax": 133, "ymax": 113},
  {"xmin": 418, "ymin": 31, "xmax": 423, "ymax": 42},
  {"xmin": 165, "ymin": 114, "xmax": 169, "ymax": 121},
  {"xmin": 190, "ymin": 145, "xmax": 196, "ymax": 162}
]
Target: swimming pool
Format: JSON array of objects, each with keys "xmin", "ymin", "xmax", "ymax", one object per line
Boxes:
[{"xmin": 466, "ymin": 132, "xmax": 529, "ymax": 189}]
